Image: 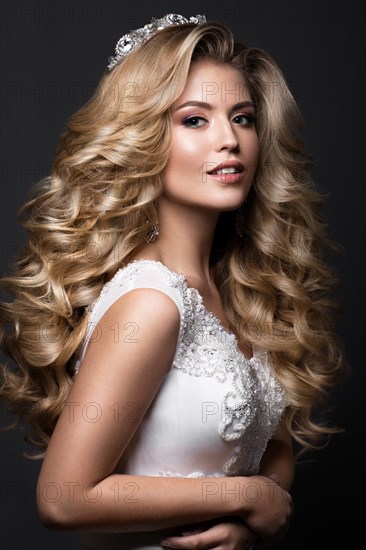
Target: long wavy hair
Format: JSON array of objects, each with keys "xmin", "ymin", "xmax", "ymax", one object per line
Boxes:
[{"xmin": 0, "ymin": 20, "xmax": 345, "ymax": 459}]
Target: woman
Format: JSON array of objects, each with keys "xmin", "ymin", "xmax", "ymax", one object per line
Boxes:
[{"xmin": 0, "ymin": 14, "xmax": 344, "ymax": 550}]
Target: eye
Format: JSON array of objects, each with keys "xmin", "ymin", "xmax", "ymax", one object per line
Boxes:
[
  {"xmin": 233, "ymin": 113, "xmax": 257, "ymax": 126},
  {"xmin": 181, "ymin": 116, "xmax": 206, "ymax": 128}
]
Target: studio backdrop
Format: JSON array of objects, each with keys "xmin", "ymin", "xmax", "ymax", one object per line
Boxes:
[{"xmin": 1, "ymin": 1, "xmax": 364, "ymax": 549}]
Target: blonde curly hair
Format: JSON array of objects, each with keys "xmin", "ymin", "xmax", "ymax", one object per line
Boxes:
[{"xmin": 0, "ymin": 20, "xmax": 345, "ymax": 458}]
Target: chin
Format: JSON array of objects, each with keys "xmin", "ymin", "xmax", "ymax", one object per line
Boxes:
[{"xmin": 212, "ymin": 189, "xmax": 250, "ymax": 206}]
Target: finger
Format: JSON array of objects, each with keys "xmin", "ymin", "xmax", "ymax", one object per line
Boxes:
[
  {"xmin": 160, "ymin": 534, "xmax": 207, "ymax": 550},
  {"xmin": 161, "ymin": 521, "xmax": 255, "ymax": 549},
  {"xmin": 268, "ymin": 473, "xmax": 278, "ymax": 483},
  {"xmin": 161, "ymin": 524, "xmax": 217, "ymax": 548},
  {"xmin": 180, "ymin": 529, "xmax": 206, "ymax": 535}
]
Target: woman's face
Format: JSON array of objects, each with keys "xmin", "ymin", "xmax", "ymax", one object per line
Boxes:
[{"xmin": 163, "ymin": 59, "xmax": 260, "ymax": 212}]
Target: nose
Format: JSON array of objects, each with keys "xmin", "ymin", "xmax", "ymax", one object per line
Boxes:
[{"xmin": 214, "ymin": 118, "xmax": 239, "ymax": 152}]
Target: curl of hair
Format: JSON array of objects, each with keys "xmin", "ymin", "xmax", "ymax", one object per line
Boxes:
[{"xmin": 0, "ymin": 21, "xmax": 345, "ymax": 459}]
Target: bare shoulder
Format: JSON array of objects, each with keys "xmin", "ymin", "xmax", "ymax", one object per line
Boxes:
[
  {"xmin": 105, "ymin": 285, "xmax": 181, "ymax": 325},
  {"xmin": 96, "ymin": 285, "xmax": 179, "ymax": 341},
  {"xmin": 82, "ymin": 286, "xmax": 181, "ymax": 374}
]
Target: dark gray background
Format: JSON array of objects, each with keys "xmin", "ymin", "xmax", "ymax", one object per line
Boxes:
[{"xmin": 1, "ymin": 0, "xmax": 364, "ymax": 548}]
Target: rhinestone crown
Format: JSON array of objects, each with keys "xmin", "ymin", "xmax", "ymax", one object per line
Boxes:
[{"xmin": 107, "ymin": 13, "xmax": 207, "ymax": 71}]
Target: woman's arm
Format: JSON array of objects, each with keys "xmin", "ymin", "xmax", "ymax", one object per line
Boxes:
[
  {"xmin": 258, "ymin": 416, "xmax": 295, "ymax": 491},
  {"xmin": 36, "ymin": 288, "xmax": 291, "ymax": 540},
  {"xmin": 159, "ymin": 418, "xmax": 295, "ymax": 548}
]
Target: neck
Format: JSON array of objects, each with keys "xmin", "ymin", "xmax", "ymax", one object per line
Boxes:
[{"xmin": 136, "ymin": 197, "xmax": 220, "ymax": 286}]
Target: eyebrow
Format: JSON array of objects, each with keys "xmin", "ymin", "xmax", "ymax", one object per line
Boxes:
[{"xmin": 173, "ymin": 100, "xmax": 256, "ymax": 112}]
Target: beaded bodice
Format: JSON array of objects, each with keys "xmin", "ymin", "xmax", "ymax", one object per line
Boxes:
[{"xmin": 74, "ymin": 259, "xmax": 287, "ymax": 477}]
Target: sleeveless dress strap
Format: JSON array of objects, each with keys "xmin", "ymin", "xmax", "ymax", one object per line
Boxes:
[{"xmin": 76, "ymin": 261, "xmax": 185, "ymax": 369}]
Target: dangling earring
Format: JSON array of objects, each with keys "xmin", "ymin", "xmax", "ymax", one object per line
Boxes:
[
  {"xmin": 235, "ymin": 206, "xmax": 246, "ymax": 238},
  {"xmin": 144, "ymin": 220, "xmax": 159, "ymax": 243}
]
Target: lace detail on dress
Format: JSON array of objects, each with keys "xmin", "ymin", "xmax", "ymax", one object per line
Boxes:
[
  {"xmin": 169, "ymin": 279, "xmax": 287, "ymax": 475},
  {"xmin": 172, "ymin": 286, "xmax": 253, "ymax": 381},
  {"xmin": 219, "ymin": 353, "xmax": 287, "ymax": 475}
]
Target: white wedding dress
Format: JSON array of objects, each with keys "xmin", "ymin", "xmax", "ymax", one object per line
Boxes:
[{"xmin": 73, "ymin": 259, "xmax": 287, "ymax": 550}]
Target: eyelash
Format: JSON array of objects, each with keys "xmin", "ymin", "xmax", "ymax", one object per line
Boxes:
[{"xmin": 181, "ymin": 113, "xmax": 257, "ymax": 128}]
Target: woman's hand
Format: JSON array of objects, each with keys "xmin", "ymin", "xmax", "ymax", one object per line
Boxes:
[
  {"xmin": 239, "ymin": 475, "xmax": 293, "ymax": 545},
  {"xmin": 161, "ymin": 518, "xmax": 257, "ymax": 549}
]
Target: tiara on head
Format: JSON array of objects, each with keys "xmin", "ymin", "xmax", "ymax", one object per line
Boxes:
[{"xmin": 107, "ymin": 13, "xmax": 207, "ymax": 71}]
